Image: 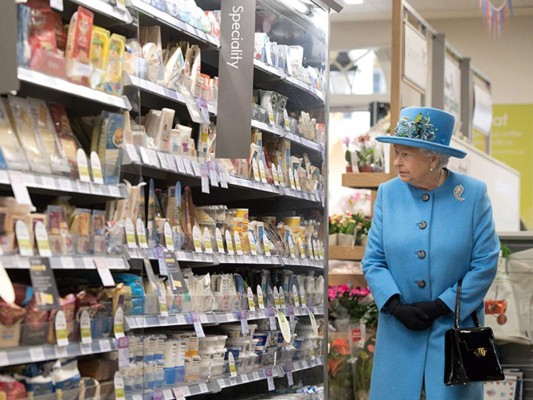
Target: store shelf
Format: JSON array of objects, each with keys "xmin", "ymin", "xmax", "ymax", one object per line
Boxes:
[
  {"xmin": 251, "ymin": 119, "xmax": 323, "ymax": 155},
  {"xmin": 253, "ymin": 60, "xmax": 325, "ymax": 105},
  {"xmin": 130, "ymin": 0, "xmax": 220, "ymax": 48},
  {"xmin": 0, "ymin": 170, "xmax": 127, "ymax": 201},
  {"xmin": 341, "ymin": 172, "xmax": 393, "ymax": 189},
  {"xmin": 0, "ymin": 254, "xmax": 128, "ymax": 270},
  {"xmin": 329, "ymin": 245, "xmax": 365, "ymax": 260},
  {"xmin": 68, "ymin": 0, "xmax": 133, "ymax": 24},
  {"xmin": 126, "ymin": 306, "xmax": 324, "ymax": 330},
  {"xmin": 125, "ymin": 74, "xmax": 217, "ymax": 115},
  {"xmin": 121, "ymin": 148, "xmax": 322, "ymax": 206},
  {"xmin": 0, "ymin": 338, "xmax": 117, "ymax": 367},
  {"xmin": 17, "ymin": 67, "xmax": 132, "ymax": 111}
]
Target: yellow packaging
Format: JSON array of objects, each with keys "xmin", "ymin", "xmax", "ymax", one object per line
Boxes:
[
  {"xmin": 105, "ymin": 33, "xmax": 126, "ymax": 95},
  {"xmin": 89, "ymin": 26, "xmax": 110, "ymax": 90},
  {"xmin": 234, "ymin": 209, "xmax": 249, "ymax": 225}
]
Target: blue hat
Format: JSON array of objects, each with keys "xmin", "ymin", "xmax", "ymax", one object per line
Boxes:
[{"xmin": 376, "ymin": 107, "xmax": 467, "ymax": 159}]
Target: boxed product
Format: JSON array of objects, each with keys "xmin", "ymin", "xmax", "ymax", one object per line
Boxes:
[{"xmin": 65, "ymin": 6, "xmax": 94, "ymax": 85}]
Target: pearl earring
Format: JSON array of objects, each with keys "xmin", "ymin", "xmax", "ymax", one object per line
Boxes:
[{"xmin": 430, "ymin": 167, "xmax": 434, "ymax": 172}]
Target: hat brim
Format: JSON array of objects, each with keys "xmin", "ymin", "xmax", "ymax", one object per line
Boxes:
[{"xmin": 375, "ymin": 136, "xmax": 467, "ymax": 159}]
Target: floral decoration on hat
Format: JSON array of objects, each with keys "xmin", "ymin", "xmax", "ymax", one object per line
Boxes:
[{"xmin": 394, "ymin": 113, "xmax": 436, "ymax": 142}]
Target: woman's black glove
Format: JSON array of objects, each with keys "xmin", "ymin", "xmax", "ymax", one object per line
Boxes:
[
  {"xmin": 385, "ymin": 295, "xmax": 432, "ymax": 330},
  {"xmin": 412, "ymin": 299, "xmax": 451, "ymax": 322}
]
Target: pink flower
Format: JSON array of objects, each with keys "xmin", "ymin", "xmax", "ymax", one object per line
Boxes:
[
  {"xmin": 343, "ymin": 136, "xmax": 351, "ymax": 146},
  {"xmin": 367, "ymin": 344, "xmax": 375, "ymax": 353}
]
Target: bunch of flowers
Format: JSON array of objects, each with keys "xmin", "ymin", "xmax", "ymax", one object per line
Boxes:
[
  {"xmin": 344, "ymin": 134, "xmax": 384, "ymax": 173},
  {"xmin": 329, "ymin": 214, "xmax": 342, "ymax": 234},
  {"xmin": 394, "ymin": 113, "xmax": 436, "ymax": 141},
  {"xmin": 328, "ymin": 338, "xmax": 354, "ymax": 400},
  {"xmin": 329, "ymin": 212, "xmax": 371, "ymax": 244},
  {"xmin": 328, "ymin": 285, "xmax": 378, "ymax": 327}
]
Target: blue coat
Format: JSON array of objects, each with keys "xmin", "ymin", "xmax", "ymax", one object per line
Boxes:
[{"xmin": 362, "ymin": 170, "xmax": 500, "ymax": 400}]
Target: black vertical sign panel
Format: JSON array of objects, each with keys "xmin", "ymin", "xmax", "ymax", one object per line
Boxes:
[{"xmin": 216, "ymin": 0, "xmax": 256, "ymax": 159}]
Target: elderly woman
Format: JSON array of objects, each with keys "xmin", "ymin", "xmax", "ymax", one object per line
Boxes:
[{"xmin": 362, "ymin": 107, "xmax": 500, "ymax": 400}]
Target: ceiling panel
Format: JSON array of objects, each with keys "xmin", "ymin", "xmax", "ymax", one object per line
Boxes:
[{"xmin": 331, "ymin": 0, "xmax": 533, "ymax": 21}]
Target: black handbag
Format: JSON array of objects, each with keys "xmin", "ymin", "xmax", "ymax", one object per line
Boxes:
[{"xmin": 444, "ymin": 279, "xmax": 505, "ymax": 386}]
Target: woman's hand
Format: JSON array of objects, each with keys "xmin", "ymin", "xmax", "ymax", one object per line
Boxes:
[
  {"xmin": 411, "ymin": 299, "xmax": 451, "ymax": 322},
  {"xmin": 385, "ymin": 295, "xmax": 433, "ymax": 330}
]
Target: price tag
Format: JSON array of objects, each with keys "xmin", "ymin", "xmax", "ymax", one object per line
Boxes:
[
  {"xmin": 172, "ymin": 388, "xmax": 185, "ymax": 400},
  {"xmin": 228, "ymin": 351, "xmax": 237, "ymax": 377},
  {"xmin": 117, "ymin": 336, "xmax": 129, "ymax": 368},
  {"xmin": 41, "ymin": 175, "xmax": 55, "ymax": 189},
  {"xmin": 192, "ymin": 226, "xmax": 202, "ymax": 253},
  {"xmin": 240, "ymin": 310, "xmax": 249, "ymax": 335},
  {"xmin": 80, "ymin": 343, "xmax": 92, "ymax": 355},
  {"xmin": 139, "ymin": 147, "xmax": 151, "ymax": 165},
  {"xmin": 242, "ymin": 374, "xmax": 249, "ymax": 383},
  {"xmin": 192, "ymin": 160, "xmax": 202, "ymax": 177},
  {"xmin": 55, "ymin": 345, "xmax": 68, "ymax": 358},
  {"xmin": 264, "ymin": 238, "xmax": 272, "ymax": 257},
  {"xmin": 234, "ymin": 231, "xmax": 243, "ymax": 255},
  {"xmin": 136, "ymin": 218, "xmax": 148, "ymax": 248},
  {"xmin": 277, "ymin": 165, "xmax": 285, "ymax": 187},
  {"xmin": 124, "ymin": 143, "xmax": 140, "ymax": 164},
  {"xmin": 279, "ymin": 287, "xmax": 286, "ymax": 307},
  {"xmin": 225, "ymin": 231, "xmax": 234, "ymax": 255},
  {"xmin": 162, "ymin": 389, "xmax": 174, "ymax": 400},
  {"xmin": 0, "ymin": 351, "xmax": 9, "ymax": 367},
  {"xmin": 80, "ymin": 310, "xmax": 92, "ymax": 344},
  {"xmin": 190, "ymin": 312, "xmax": 205, "ymax": 338},
  {"xmin": 198, "ymin": 382, "xmax": 208, "ymax": 393},
  {"xmin": 114, "ymin": 372, "xmax": 125, "ymax": 400},
  {"xmin": 9, "ymin": 171, "xmax": 34, "ymax": 209},
  {"xmin": 16, "ymin": 220, "xmax": 33, "ymax": 256},
  {"xmin": 99, "ymin": 338, "xmax": 112, "ymax": 352},
  {"xmin": 246, "ymin": 287, "xmax": 255, "ymax": 311},
  {"xmin": 252, "ymin": 159, "xmax": 261, "ymax": 182},
  {"xmin": 286, "ymin": 363, "xmax": 294, "ymax": 386},
  {"xmin": 147, "ymin": 149, "xmax": 160, "ymax": 168},
  {"xmin": 55, "ymin": 310, "xmax": 69, "ymax": 346},
  {"xmin": 265, "ymin": 367, "xmax": 275, "ymax": 391},
  {"xmin": 214, "ymin": 228, "xmax": 224, "ymax": 253},
  {"xmin": 90, "ymin": 152, "xmax": 104, "ymax": 184},
  {"xmin": 273, "ymin": 287, "xmax": 281, "ymax": 309},
  {"xmin": 200, "ymin": 163, "xmax": 209, "ymax": 194},
  {"xmin": 34, "ymin": 221, "xmax": 51, "ymax": 257},
  {"xmin": 113, "ymin": 306, "xmax": 125, "ymax": 338},
  {"xmin": 94, "ymin": 257, "xmax": 115, "ymax": 287},
  {"xmin": 158, "ymin": 152, "xmax": 170, "ymax": 170},
  {"xmin": 271, "ymin": 165, "xmax": 279, "ymax": 186},
  {"xmin": 217, "ymin": 163, "xmax": 229, "ymax": 189},
  {"xmin": 259, "ymin": 160, "xmax": 268, "ymax": 183},
  {"xmin": 252, "ymin": 371, "xmax": 261, "ymax": 381},
  {"xmin": 29, "ymin": 346, "xmax": 45, "ymax": 362},
  {"xmin": 125, "ymin": 218, "xmax": 137, "ymax": 248},
  {"xmin": 257, "ymin": 285, "xmax": 265, "ymax": 310},
  {"xmin": 208, "ymin": 162, "xmax": 219, "ymax": 187},
  {"xmin": 166, "ymin": 154, "xmax": 177, "ymax": 172},
  {"xmin": 77, "ymin": 149, "xmax": 90, "ymax": 182},
  {"xmin": 50, "ymin": 0, "xmax": 63, "ymax": 11},
  {"xmin": 277, "ymin": 310, "xmax": 291, "ymax": 343},
  {"xmin": 183, "ymin": 158, "xmax": 194, "ymax": 175},
  {"xmin": 164, "ymin": 222, "xmax": 174, "ymax": 251},
  {"xmin": 175, "ymin": 156, "xmax": 186, "ymax": 173},
  {"xmin": 203, "ymin": 228, "xmax": 213, "ymax": 254}
]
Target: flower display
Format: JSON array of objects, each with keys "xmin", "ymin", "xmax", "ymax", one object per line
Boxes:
[
  {"xmin": 329, "ymin": 211, "xmax": 371, "ymax": 245},
  {"xmin": 328, "ymin": 285, "xmax": 378, "ymax": 327},
  {"xmin": 343, "ymin": 133, "xmax": 384, "ymax": 173}
]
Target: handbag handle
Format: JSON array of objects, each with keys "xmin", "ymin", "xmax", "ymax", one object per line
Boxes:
[{"xmin": 454, "ymin": 279, "xmax": 481, "ymax": 329}]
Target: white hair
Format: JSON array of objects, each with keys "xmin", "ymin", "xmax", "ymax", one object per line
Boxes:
[{"xmin": 421, "ymin": 149, "xmax": 450, "ymax": 169}]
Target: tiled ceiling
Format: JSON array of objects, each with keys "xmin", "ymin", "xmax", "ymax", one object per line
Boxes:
[{"xmin": 331, "ymin": 0, "xmax": 533, "ymax": 21}]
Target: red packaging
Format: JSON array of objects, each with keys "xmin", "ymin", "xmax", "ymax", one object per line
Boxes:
[
  {"xmin": 0, "ymin": 379, "xmax": 27, "ymax": 400},
  {"xmin": 65, "ymin": 6, "xmax": 94, "ymax": 85}
]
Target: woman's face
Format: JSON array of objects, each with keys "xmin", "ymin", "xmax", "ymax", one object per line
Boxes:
[{"xmin": 393, "ymin": 144, "xmax": 436, "ymax": 189}]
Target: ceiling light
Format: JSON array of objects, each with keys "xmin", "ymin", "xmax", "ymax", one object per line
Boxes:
[{"xmin": 344, "ymin": 0, "xmax": 364, "ymax": 4}]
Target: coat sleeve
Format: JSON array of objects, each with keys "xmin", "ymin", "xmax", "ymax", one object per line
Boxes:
[
  {"xmin": 362, "ymin": 185, "xmax": 400, "ymax": 310},
  {"xmin": 438, "ymin": 181, "xmax": 500, "ymax": 321}
]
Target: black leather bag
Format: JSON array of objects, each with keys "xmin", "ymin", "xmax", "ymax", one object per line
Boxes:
[{"xmin": 444, "ymin": 279, "xmax": 505, "ymax": 386}]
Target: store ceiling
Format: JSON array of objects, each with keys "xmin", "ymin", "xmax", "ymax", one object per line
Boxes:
[{"xmin": 331, "ymin": 0, "xmax": 533, "ymax": 21}]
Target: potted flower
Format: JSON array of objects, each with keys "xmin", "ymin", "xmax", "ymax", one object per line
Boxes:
[
  {"xmin": 355, "ymin": 133, "xmax": 384, "ymax": 173},
  {"xmin": 328, "ymin": 338, "xmax": 354, "ymax": 400},
  {"xmin": 338, "ymin": 213, "xmax": 356, "ymax": 247},
  {"xmin": 353, "ymin": 212, "xmax": 372, "ymax": 246},
  {"xmin": 343, "ymin": 136, "xmax": 356, "ymax": 172},
  {"xmin": 329, "ymin": 214, "xmax": 342, "ymax": 246}
]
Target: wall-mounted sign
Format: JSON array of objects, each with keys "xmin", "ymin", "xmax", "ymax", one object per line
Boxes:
[
  {"xmin": 403, "ymin": 22, "xmax": 428, "ymax": 93},
  {"xmin": 216, "ymin": 0, "xmax": 256, "ymax": 159},
  {"xmin": 473, "ymin": 82, "xmax": 493, "ymax": 136},
  {"xmin": 444, "ymin": 55, "xmax": 461, "ymax": 131}
]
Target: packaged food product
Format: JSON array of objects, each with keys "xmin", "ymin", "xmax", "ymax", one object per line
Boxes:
[
  {"xmin": 48, "ymin": 104, "xmax": 81, "ymax": 179},
  {"xmin": 0, "ymin": 99, "xmax": 29, "ymax": 171},
  {"xmin": 65, "ymin": 6, "xmax": 94, "ymax": 85},
  {"xmin": 7, "ymin": 95, "xmax": 51, "ymax": 174},
  {"xmin": 27, "ymin": 98, "xmax": 71, "ymax": 175},
  {"xmin": 92, "ymin": 111, "xmax": 124, "ymax": 185},
  {"xmin": 105, "ymin": 33, "xmax": 126, "ymax": 95},
  {"xmin": 89, "ymin": 26, "xmax": 110, "ymax": 90}
]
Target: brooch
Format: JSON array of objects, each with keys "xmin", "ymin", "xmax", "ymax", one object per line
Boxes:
[{"xmin": 454, "ymin": 185, "xmax": 465, "ymax": 201}]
